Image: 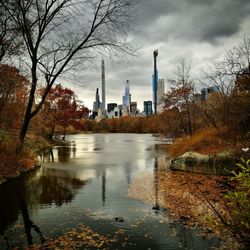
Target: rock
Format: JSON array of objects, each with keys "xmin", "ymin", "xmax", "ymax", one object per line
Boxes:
[
  {"xmin": 152, "ymin": 204, "xmax": 160, "ymax": 210},
  {"xmin": 170, "ymin": 151, "xmax": 236, "ymax": 175},
  {"xmin": 115, "ymin": 216, "xmax": 125, "ymax": 222},
  {"xmin": 0, "ymin": 175, "xmax": 7, "ymax": 185}
]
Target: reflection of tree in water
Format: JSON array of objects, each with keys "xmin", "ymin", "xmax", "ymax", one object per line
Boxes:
[
  {"xmin": 72, "ymin": 142, "xmax": 76, "ymax": 158},
  {"xmin": 26, "ymin": 167, "xmax": 87, "ymax": 207},
  {"xmin": 153, "ymin": 158, "xmax": 160, "ymax": 211},
  {"xmin": 0, "ymin": 183, "xmax": 20, "ymax": 235},
  {"xmin": 39, "ymin": 176, "xmax": 73, "ymax": 205},
  {"xmin": 42, "ymin": 144, "xmax": 77, "ymax": 163},
  {"xmin": 18, "ymin": 193, "xmax": 45, "ymax": 245},
  {"xmin": 0, "ymin": 166, "xmax": 87, "ymax": 246},
  {"xmin": 39, "ymin": 148, "xmax": 54, "ymax": 163},
  {"xmin": 0, "ymin": 180, "xmax": 45, "ymax": 246},
  {"xmin": 57, "ymin": 145, "xmax": 71, "ymax": 162}
]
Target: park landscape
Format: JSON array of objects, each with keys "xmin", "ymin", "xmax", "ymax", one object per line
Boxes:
[{"xmin": 0, "ymin": 0, "xmax": 250, "ymax": 249}]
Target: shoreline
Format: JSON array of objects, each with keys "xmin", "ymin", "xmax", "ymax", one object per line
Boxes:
[
  {"xmin": 0, "ymin": 164, "xmax": 41, "ymax": 186},
  {"xmin": 128, "ymin": 170, "xmax": 237, "ymax": 249}
]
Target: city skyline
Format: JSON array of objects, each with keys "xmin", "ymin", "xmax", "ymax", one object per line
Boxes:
[{"xmin": 62, "ymin": 0, "xmax": 250, "ymax": 111}]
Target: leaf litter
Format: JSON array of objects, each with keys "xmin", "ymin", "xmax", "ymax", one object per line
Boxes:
[{"xmin": 127, "ymin": 170, "xmax": 239, "ymax": 249}]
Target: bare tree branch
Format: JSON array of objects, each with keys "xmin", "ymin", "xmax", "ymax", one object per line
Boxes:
[{"xmin": 0, "ymin": 0, "xmax": 137, "ymax": 150}]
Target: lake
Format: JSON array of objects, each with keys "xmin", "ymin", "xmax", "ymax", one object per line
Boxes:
[{"xmin": 0, "ymin": 133, "xmax": 221, "ymax": 249}]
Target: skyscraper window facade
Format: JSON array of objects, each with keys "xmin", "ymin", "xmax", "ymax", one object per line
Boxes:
[
  {"xmin": 122, "ymin": 80, "xmax": 131, "ymax": 114},
  {"xmin": 157, "ymin": 79, "xmax": 165, "ymax": 112},
  {"xmin": 144, "ymin": 101, "xmax": 153, "ymax": 116}
]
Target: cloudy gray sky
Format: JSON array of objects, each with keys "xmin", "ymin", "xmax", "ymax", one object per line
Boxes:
[{"xmin": 70, "ymin": 0, "xmax": 250, "ymax": 111}]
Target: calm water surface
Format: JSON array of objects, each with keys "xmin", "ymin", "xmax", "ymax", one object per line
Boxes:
[{"xmin": 0, "ymin": 134, "xmax": 221, "ymax": 249}]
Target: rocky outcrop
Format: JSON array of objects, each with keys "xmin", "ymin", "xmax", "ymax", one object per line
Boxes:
[{"xmin": 170, "ymin": 151, "xmax": 236, "ymax": 175}]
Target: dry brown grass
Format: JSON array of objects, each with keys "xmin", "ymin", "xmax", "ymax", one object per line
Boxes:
[
  {"xmin": 168, "ymin": 127, "xmax": 232, "ymax": 158},
  {"xmin": 0, "ymin": 142, "xmax": 37, "ymax": 177}
]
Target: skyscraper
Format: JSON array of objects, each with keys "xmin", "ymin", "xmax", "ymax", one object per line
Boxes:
[
  {"xmin": 101, "ymin": 60, "xmax": 106, "ymax": 115},
  {"xmin": 122, "ymin": 80, "xmax": 131, "ymax": 114},
  {"xmin": 152, "ymin": 70, "xmax": 158, "ymax": 113},
  {"xmin": 130, "ymin": 102, "xmax": 137, "ymax": 116},
  {"xmin": 157, "ymin": 79, "xmax": 165, "ymax": 112},
  {"xmin": 153, "ymin": 50, "xmax": 158, "ymax": 114},
  {"xmin": 93, "ymin": 88, "xmax": 100, "ymax": 112},
  {"xmin": 107, "ymin": 103, "xmax": 117, "ymax": 113},
  {"xmin": 144, "ymin": 101, "xmax": 153, "ymax": 116}
]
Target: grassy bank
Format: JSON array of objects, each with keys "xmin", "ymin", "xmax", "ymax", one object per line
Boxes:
[
  {"xmin": 167, "ymin": 127, "xmax": 250, "ymax": 159},
  {"xmin": 0, "ymin": 131, "xmax": 51, "ymax": 182}
]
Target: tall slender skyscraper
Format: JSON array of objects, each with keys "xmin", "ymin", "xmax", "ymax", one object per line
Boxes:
[
  {"xmin": 157, "ymin": 79, "xmax": 165, "ymax": 112},
  {"xmin": 152, "ymin": 70, "xmax": 158, "ymax": 113},
  {"xmin": 93, "ymin": 88, "xmax": 100, "ymax": 112},
  {"xmin": 122, "ymin": 80, "xmax": 131, "ymax": 114},
  {"xmin": 153, "ymin": 50, "xmax": 158, "ymax": 114},
  {"xmin": 101, "ymin": 60, "xmax": 106, "ymax": 115}
]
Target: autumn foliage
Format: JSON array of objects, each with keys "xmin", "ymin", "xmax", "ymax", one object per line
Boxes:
[
  {"xmin": 0, "ymin": 68, "xmax": 89, "ymax": 177},
  {"xmin": 40, "ymin": 84, "xmax": 89, "ymax": 139}
]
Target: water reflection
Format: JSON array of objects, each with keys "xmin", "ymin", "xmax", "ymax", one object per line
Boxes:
[
  {"xmin": 0, "ymin": 134, "xmax": 221, "ymax": 249},
  {"xmin": 0, "ymin": 166, "xmax": 87, "ymax": 243},
  {"xmin": 57, "ymin": 145, "xmax": 71, "ymax": 162},
  {"xmin": 102, "ymin": 170, "xmax": 106, "ymax": 205},
  {"xmin": 123, "ymin": 161, "xmax": 132, "ymax": 185},
  {"xmin": 18, "ymin": 194, "xmax": 45, "ymax": 245},
  {"xmin": 153, "ymin": 158, "xmax": 160, "ymax": 211},
  {"xmin": 42, "ymin": 142, "xmax": 77, "ymax": 163}
]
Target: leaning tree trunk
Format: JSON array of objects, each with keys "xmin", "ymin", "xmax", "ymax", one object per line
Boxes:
[{"xmin": 16, "ymin": 66, "xmax": 38, "ymax": 153}]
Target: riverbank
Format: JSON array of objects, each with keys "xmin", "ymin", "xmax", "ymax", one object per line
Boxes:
[
  {"xmin": 128, "ymin": 170, "xmax": 238, "ymax": 249},
  {"xmin": 0, "ymin": 162, "xmax": 41, "ymax": 185},
  {"xmin": 0, "ymin": 134, "xmax": 53, "ymax": 186}
]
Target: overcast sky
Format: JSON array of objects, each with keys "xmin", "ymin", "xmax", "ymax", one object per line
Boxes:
[{"xmin": 68, "ymin": 0, "xmax": 250, "ymax": 111}]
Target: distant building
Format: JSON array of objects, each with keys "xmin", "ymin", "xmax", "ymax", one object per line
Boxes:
[
  {"xmin": 122, "ymin": 105, "xmax": 129, "ymax": 116},
  {"xmin": 193, "ymin": 93, "xmax": 202, "ymax": 102},
  {"xmin": 107, "ymin": 103, "xmax": 119, "ymax": 119},
  {"xmin": 157, "ymin": 79, "xmax": 165, "ymax": 112},
  {"xmin": 122, "ymin": 80, "xmax": 131, "ymax": 107},
  {"xmin": 152, "ymin": 70, "xmax": 158, "ymax": 114},
  {"xmin": 130, "ymin": 102, "xmax": 138, "ymax": 116},
  {"xmin": 122, "ymin": 80, "xmax": 131, "ymax": 115},
  {"xmin": 118, "ymin": 105, "xmax": 123, "ymax": 117},
  {"xmin": 144, "ymin": 101, "xmax": 153, "ymax": 116},
  {"xmin": 107, "ymin": 106, "xmax": 120, "ymax": 119},
  {"xmin": 92, "ymin": 111, "xmax": 98, "ymax": 120},
  {"xmin": 101, "ymin": 60, "xmax": 106, "ymax": 115},
  {"xmin": 95, "ymin": 108, "xmax": 104, "ymax": 122},
  {"xmin": 201, "ymin": 85, "xmax": 220, "ymax": 100},
  {"xmin": 93, "ymin": 88, "xmax": 101, "ymax": 112},
  {"xmin": 107, "ymin": 103, "xmax": 117, "ymax": 113}
]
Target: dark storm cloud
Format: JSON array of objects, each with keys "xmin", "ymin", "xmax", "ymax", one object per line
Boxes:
[
  {"xmin": 134, "ymin": 0, "xmax": 250, "ymax": 43},
  {"xmin": 75, "ymin": 0, "xmax": 250, "ymax": 110}
]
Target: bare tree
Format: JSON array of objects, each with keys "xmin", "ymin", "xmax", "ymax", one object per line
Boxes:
[
  {"xmin": 165, "ymin": 59, "xmax": 194, "ymax": 136},
  {"xmin": 0, "ymin": 0, "xmax": 136, "ymax": 151},
  {"xmin": 200, "ymin": 36, "xmax": 250, "ymax": 138},
  {"xmin": 201, "ymin": 63, "xmax": 234, "ymax": 127},
  {"xmin": 223, "ymin": 36, "xmax": 250, "ymax": 76},
  {"xmin": 0, "ymin": 5, "xmax": 23, "ymax": 62}
]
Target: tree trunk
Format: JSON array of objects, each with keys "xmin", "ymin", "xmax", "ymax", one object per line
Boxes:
[
  {"xmin": 16, "ymin": 64, "xmax": 38, "ymax": 153},
  {"xmin": 48, "ymin": 121, "xmax": 56, "ymax": 141}
]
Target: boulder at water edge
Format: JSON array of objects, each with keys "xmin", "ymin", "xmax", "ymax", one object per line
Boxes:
[{"xmin": 170, "ymin": 151, "xmax": 236, "ymax": 175}]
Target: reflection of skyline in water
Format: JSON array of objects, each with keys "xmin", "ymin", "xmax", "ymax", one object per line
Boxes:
[{"xmin": 0, "ymin": 134, "xmax": 221, "ymax": 249}]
